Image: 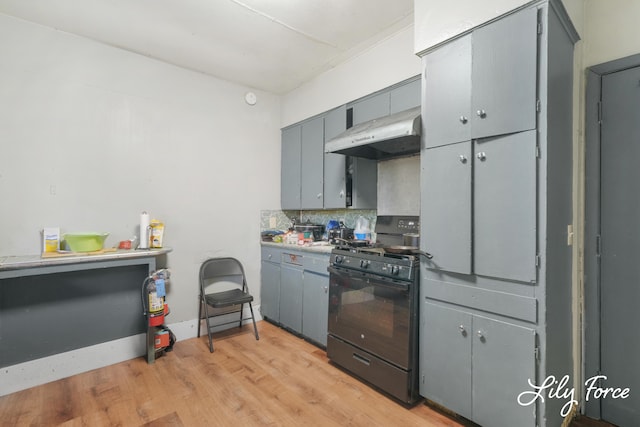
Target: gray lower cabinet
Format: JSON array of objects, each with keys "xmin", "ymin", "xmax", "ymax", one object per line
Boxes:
[
  {"xmin": 279, "ymin": 252, "xmax": 304, "ymax": 333},
  {"xmin": 260, "ymin": 263, "xmax": 280, "ymax": 322},
  {"xmin": 260, "ymin": 247, "xmax": 282, "ymax": 322},
  {"xmin": 260, "ymin": 247, "xmax": 330, "ymax": 346},
  {"xmin": 421, "ymin": 302, "xmax": 536, "ymax": 427},
  {"xmin": 302, "ymin": 255, "xmax": 330, "ymax": 346},
  {"xmin": 419, "ymin": 1, "xmax": 578, "ymax": 426}
]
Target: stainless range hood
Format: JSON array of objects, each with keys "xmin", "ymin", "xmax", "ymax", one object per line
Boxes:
[{"xmin": 325, "ymin": 106, "xmax": 421, "ymax": 160}]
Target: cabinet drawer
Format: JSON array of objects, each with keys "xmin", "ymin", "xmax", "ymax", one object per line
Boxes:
[
  {"xmin": 261, "ymin": 246, "xmax": 282, "ymax": 263},
  {"xmin": 327, "ymin": 335, "xmax": 414, "ymax": 403},
  {"xmin": 281, "ymin": 252, "xmax": 303, "ymax": 266},
  {"xmin": 421, "ymin": 276, "xmax": 537, "ymax": 323},
  {"xmin": 303, "ymin": 255, "xmax": 329, "ymax": 275}
]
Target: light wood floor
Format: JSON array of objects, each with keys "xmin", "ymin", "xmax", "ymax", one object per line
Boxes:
[{"xmin": 0, "ymin": 321, "xmax": 469, "ymax": 427}]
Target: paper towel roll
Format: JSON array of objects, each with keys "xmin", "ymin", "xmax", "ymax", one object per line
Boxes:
[{"xmin": 139, "ymin": 211, "xmax": 150, "ymax": 249}]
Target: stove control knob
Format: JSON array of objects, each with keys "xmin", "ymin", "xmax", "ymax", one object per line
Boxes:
[
  {"xmin": 335, "ymin": 255, "xmax": 344, "ymax": 264},
  {"xmin": 360, "ymin": 260, "xmax": 370, "ymax": 268},
  {"xmin": 390, "ymin": 265, "xmax": 400, "ymax": 275}
]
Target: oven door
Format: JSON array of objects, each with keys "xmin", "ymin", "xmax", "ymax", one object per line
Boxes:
[{"xmin": 327, "ymin": 266, "xmax": 413, "ymax": 369}]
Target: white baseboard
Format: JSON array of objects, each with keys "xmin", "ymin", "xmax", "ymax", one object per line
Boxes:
[{"xmin": 0, "ymin": 305, "xmax": 262, "ymax": 397}]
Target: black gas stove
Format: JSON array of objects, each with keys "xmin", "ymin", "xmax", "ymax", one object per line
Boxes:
[
  {"xmin": 329, "ymin": 247, "xmax": 418, "ymax": 282},
  {"xmin": 327, "ymin": 215, "xmax": 421, "ymax": 405},
  {"xmin": 329, "ymin": 215, "xmax": 420, "ymax": 282}
]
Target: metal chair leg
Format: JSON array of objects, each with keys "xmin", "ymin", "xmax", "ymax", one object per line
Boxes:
[
  {"xmin": 238, "ymin": 303, "xmax": 244, "ymax": 328},
  {"xmin": 197, "ymin": 298, "xmax": 202, "ymax": 338},
  {"xmin": 249, "ymin": 304, "xmax": 259, "ymax": 340},
  {"xmin": 204, "ymin": 309, "xmax": 214, "ymax": 353}
]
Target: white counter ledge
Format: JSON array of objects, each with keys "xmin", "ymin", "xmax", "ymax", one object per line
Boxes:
[
  {"xmin": 0, "ymin": 247, "xmax": 172, "ymax": 279},
  {"xmin": 261, "ymin": 241, "xmax": 333, "ymax": 254}
]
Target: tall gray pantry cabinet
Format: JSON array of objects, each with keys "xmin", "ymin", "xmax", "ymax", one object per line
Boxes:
[{"xmin": 418, "ymin": 1, "xmax": 578, "ymax": 427}]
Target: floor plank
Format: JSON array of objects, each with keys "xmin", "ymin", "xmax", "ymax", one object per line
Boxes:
[
  {"xmin": 0, "ymin": 321, "xmax": 469, "ymax": 427},
  {"xmin": 1, "ymin": 321, "xmax": 609, "ymax": 426}
]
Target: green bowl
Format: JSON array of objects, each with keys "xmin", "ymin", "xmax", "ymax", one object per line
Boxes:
[{"xmin": 63, "ymin": 232, "xmax": 109, "ymax": 252}]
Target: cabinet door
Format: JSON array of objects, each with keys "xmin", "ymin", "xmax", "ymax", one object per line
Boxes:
[
  {"xmin": 352, "ymin": 92, "xmax": 390, "ymax": 125},
  {"xmin": 473, "ymin": 131, "xmax": 536, "ymax": 282},
  {"xmin": 323, "ymin": 106, "xmax": 347, "ymax": 209},
  {"xmin": 302, "ymin": 271, "xmax": 329, "ymax": 346},
  {"xmin": 420, "ymin": 301, "xmax": 472, "ymax": 420},
  {"xmin": 300, "ymin": 117, "xmax": 325, "ymax": 209},
  {"xmin": 421, "ymin": 141, "xmax": 472, "ymax": 274},
  {"xmin": 390, "ymin": 78, "xmax": 421, "ymax": 114},
  {"xmin": 260, "ymin": 261, "xmax": 280, "ymax": 322},
  {"xmin": 472, "ymin": 316, "xmax": 536, "ymax": 427},
  {"xmin": 279, "ymin": 264, "xmax": 303, "ymax": 333},
  {"xmin": 281, "ymin": 126, "xmax": 301, "ymax": 209},
  {"xmin": 471, "ymin": 7, "xmax": 537, "ymax": 139},
  {"xmin": 423, "ymin": 34, "xmax": 472, "ymax": 148}
]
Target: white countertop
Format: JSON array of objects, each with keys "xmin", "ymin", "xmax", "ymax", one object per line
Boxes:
[
  {"xmin": 261, "ymin": 241, "xmax": 334, "ymax": 254},
  {"xmin": 0, "ymin": 247, "xmax": 172, "ymax": 272}
]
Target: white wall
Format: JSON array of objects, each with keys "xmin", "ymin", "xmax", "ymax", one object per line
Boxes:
[
  {"xmin": 281, "ymin": 24, "xmax": 421, "ymax": 127},
  {"xmin": 583, "ymin": 0, "xmax": 640, "ymax": 67},
  {"xmin": 414, "ymin": 0, "xmax": 531, "ymax": 54},
  {"xmin": 0, "ymin": 14, "xmax": 282, "ymax": 323}
]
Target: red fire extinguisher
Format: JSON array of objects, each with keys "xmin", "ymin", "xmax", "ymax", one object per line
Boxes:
[{"xmin": 142, "ymin": 269, "xmax": 170, "ymax": 327}]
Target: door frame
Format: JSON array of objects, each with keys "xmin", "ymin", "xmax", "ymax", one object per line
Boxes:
[{"xmin": 584, "ymin": 52, "xmax": 640, "ymax": 419}]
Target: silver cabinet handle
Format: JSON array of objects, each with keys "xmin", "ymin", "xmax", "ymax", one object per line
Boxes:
[
  {"xmin": 324, "ymin": 286, "xmax": 328, "ymax": 293},
  {"xmin": 339, "ymin": 190, "xmax": 344, "ymax": 198},
  {"xmin": 476, "ymin": 109, "xmax": 486, "ymax": 118},
  {"xmin": 477, "ymin": 330, "xmax": 484, "ymax": 338},
  {"xmin": 459, "ymin": 325, "xmax": 465, "ymax": 332},
  {"xmin": 459, "ymin": 116, "xmax": 468, "ymax": 124},
  {"xmin": 476, "ymin": 152, "xmax": 486, "ymax": 161},
  {"xmin": 459, "ymin": 155, "xmax": 467, "ymax": 163},
  {"xmin": 317, "ymin": 193, "xmax": 322, "ymax": 199}
]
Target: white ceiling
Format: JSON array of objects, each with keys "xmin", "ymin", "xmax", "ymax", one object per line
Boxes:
[{"xmin": 0, "ymin": 0, "xmax": 414, "ymax": 94}]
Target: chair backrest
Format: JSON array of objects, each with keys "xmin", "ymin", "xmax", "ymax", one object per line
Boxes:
[{"xmin": 199, "ymin": 257, "xmax": 248, "ymax": 294}]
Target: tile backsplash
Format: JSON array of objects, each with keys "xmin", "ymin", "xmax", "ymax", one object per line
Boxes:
[{"xmin": 261, "ymin": 209, "xmax": 377, "ymax": 233}]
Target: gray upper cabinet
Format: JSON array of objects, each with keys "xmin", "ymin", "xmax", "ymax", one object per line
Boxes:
[
  {"xmin": 471, "ymin": 7, "xmax": 537, "ymax": 139},
  {"xmin": 300, "ymin": 117, "xmax": 325, "ymax": 209},
  {"xmin": 423, "ymin": 35, "xmax": 472, "ymax": 148},
  {"xmin": 422, "ymin": 132, "xmax": 537, "ymax": 282},
  {"xmin": 323, "ymin": 105, "xmax": 377, "ymax": 210},
  {"xmin": 281, "ymin": 116, "xmax": 325, "ymax": 210},
  {"xmin": 352, "ymin": 91, "xmax": 390, "ymax": 125},
  {"xmin": 474, "ymin": 131, "xmax": 537, "ymax": 282},
  {"xmin": 423, "ymin": 7, "xmax": 537, "ymax": 148},
  {"xmin": 390, "ymin": 78, "xmax": 421, "ymax": 114},
  {"xmin": 282, "ymin": 76, "xmax": 418, "ymax": 211},
  {"xmin": 323, "ymin": 106, "xmax": 348, "ymax": 209},
  {"xmin": 421, "ymin": 140, "xmax": 472, "ymax": 274},
  {"xmin": 281, "ymin": 126, "xmax": 302, "ymax": 209}
]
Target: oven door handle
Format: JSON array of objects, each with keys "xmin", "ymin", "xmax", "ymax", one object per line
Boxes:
[{"xmin": 328, "ymin": 266, "xmax": 410, "ymax": 292}]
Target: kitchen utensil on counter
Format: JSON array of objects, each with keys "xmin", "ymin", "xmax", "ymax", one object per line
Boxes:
[
  {"xmin": 293, "ymin": 220, "xmax": 325, "ymax": 241},
  {"xmin": 63, "ymin": 232, "xmax": 110, "ymax": 252},
  {"xmin": 385, "ymin": 245, "xmax": 433, "ymax": 259},
  {"xmin": 329, "ymin": 221, "xmax": 354, "ymax": 244},
  {"xmin": 354, "ymin": 216, "xmax": 370, "ymax": 240},
  {"xmin": 403, "ymin": 233, "xmax": 420, "ymax": 247}
]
